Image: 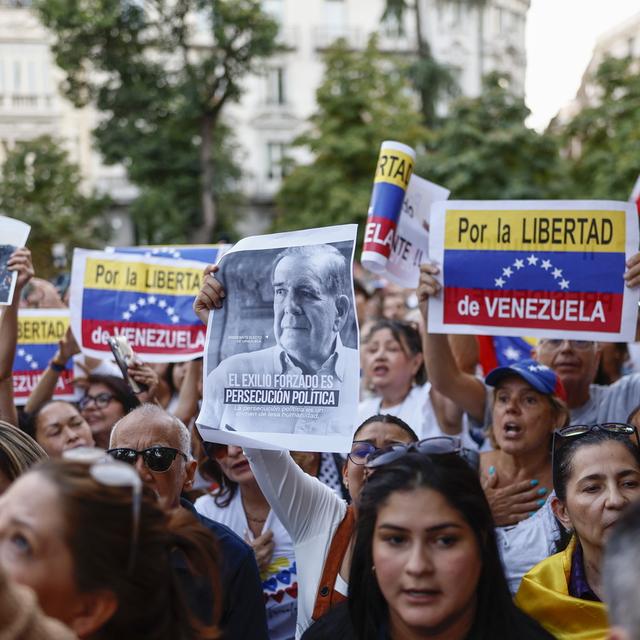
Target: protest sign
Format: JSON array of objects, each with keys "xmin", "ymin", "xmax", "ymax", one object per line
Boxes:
[
  {"xmin": 0, "ymin": 217, "xmax": 31, "ymax": 306},
  {"xmin": 197, "ymin": 225, "xmax": 359, "ymax": 453},
  {"xmin": 107, "ymin": 244, "xmax": 231, "ymax": 264},
  {"xmin": 12, "ymin": 309, "xmax": 75, "ymax": 405},
  {"xmin": 361, "ymin": 141, "xmax": 415, "ymax": 272},
  {"xmin": 70, "ymin": 250, "xmax": 207, "ymax": 362},
  {"xmin": 428, "ymin": 201, "xmax": 640, "ymax": 341},
  {"xmin": 384, "ymin": 175, "xmax": 450, "ymax": 288}
]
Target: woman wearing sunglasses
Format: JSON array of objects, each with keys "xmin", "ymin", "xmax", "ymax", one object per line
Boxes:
[
  {"xmin": 359, "ymin": 319, "xmax": 468, "ymax": 443},
  {"xmin": 0, "ymin": 458, "xmax": 221, "ymax": 639},
  {"xmin": 516, "ymin": 424, "xmax": 640, "ymax": 640},
  {"xmin": 195, "ymin": 441, "xmax": 297, "ymax": 640},
  {"xmin": 303, "ymin": 450, "xmax": 553, "ymax": 639}
]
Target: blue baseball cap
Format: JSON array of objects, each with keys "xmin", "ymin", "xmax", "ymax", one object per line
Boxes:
[{"xmin": 485, "ymin": 358, "xmax": 566, "ymax": 400}]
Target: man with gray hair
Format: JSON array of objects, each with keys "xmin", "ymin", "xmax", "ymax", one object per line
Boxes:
[
  {"xmin": 109, "ymin": 404, "xmax": 268, "ymax": 640},
  {"xmin": 603, "ymin": 500, "xmax": 640, "ymax": 640}
]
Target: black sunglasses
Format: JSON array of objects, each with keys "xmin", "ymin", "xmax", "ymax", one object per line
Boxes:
[
  {"xmin": 107, "ymin": 446, "xmax": 188, "ymax": 472},
  {"xmin": 365, "ymin": 436, "xmax": 480, "ymax": 471},
  {"xmin": 551, "ymin": 423, "xmax": 639, "ymax": 473}
]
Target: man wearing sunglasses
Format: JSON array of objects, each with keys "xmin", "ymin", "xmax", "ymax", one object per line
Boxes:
[{"xmin": 109, "ymin": 404, "xmax": 268, "ymax": 640}]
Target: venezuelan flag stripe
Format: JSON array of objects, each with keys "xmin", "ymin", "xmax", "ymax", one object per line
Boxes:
[
  {"xmin": 81, "ymin": 289, "xmax": 199, "ymax": 325},
  {"xmin": 82, "ymin": 258, "xmax": 202, "ymax": 295},
  {"xmin": 445, "ymin": 208, "xmax": 626, "ymax": 252},
  {"xmin": 443, "ymin": 250, "xmax": 625, "ymax": 293},
  {"xmin": 443, "ymin": 287, "xmax": 623, "ymax": 333},
  {"xmin": 81, "ymin": 320, "xmax": 205, "ymax": 356}
]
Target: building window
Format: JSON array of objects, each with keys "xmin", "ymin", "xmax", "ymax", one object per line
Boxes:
[
  {"xmin": 266, "ymin": 142, "xmax": 287, "ymax": 180},
  {"xmin": 324, "ymin": 0, "xmax": 346, "ymax": 38},
  {"xmin": 266, "ymin": 67, "xmax": 286, "ymax": 105},
  {"xmin": 13, "ymin": 61, "xmax": 21, "ymax": 92}
]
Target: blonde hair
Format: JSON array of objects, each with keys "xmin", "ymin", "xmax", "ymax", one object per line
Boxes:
[{"xmin": 0, "ymin": 421, "xmax": 47, "ymax": 485}]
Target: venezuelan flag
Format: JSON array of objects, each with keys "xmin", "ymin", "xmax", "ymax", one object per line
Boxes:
[
  {"xmin": 441, "ymin": 206, "xmax": 628, "ymax": 334},
  {"xmin": 74, "ymin": 251, "xmax": 206, "ymax": 361},
  {"xmin": 12, "ymin": 310, "xmax": 75, "ymax": 405}
]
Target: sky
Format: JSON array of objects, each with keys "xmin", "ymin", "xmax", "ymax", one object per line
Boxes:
[{"xmin": 525, "ymin": 0, "xmax": 639, "ymax": 130}]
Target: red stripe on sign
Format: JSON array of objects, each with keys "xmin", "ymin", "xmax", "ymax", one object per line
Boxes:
[
  {"xmin": 363, "ymin": 215, "xmax": 396, "ymax": 259},
  {"xmin": 443, "ymin": 287, "xmax": 623, "ymax": 332},
  {"xmin": 13, "ymin": 369, "xmax": 74, "ymax": 399},
  {"xmin": 81, "ymin": 320, "xmax": 206, "ymax": 355}
]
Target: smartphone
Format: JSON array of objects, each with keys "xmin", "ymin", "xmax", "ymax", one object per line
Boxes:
[{"xmin": 107, "ymin": 336, "xmax": 146, "ymax": 394}]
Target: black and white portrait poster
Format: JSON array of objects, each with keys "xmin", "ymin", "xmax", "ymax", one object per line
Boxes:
[
  {"xmin": 196, "ymin": 225, "xmax": 359, "ymax": 452},
  {"xmin": 0, "ymin": 217, "xmax": 31, "ymax": 306}
]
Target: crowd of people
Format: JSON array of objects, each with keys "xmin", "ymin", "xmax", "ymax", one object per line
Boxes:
[{"xmin": 1, "ymin": 243, "xmax": 640, "ymax": 640}]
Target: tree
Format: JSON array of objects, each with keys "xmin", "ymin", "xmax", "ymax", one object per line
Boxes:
[
  {"xmin": 417, "ymin": 73, "xmax": 569, "ymax": 199},
  {"xmin": 0, "ymin": 136, "xmax": 111, "ymax": 276},
  {"xmin": 35, "ymin": 0, "xmax": 279, "ymax": 241},
  {"xmin": 274, "ymin": 36, "xmax": 427, "ymax": 232},
  {"xmin": 559, "ymin": 55, "xmax": 640, "ymax": 200},
  {"xmin": 382, "ymin": 0, "xmax": 488, "ymax": 126}
]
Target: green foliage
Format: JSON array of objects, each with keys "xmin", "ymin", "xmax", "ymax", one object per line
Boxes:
[
  {"xmin": 418, "ymin": 73, "xmax": 569, "ymax": 198},
  {"xmin": 0, "ymin": 136, "xmax": 110, "ymax": 276},
  {"xmin": 34, "ymin": 0, "xmax": 279, "ymax": 240},
  {"xmin": 274, "ymin": 37, "xmax": 427, "ymax": 233},
  {"xmin": 560, "ymin": 55, "xmax": 640, "ymax": 199}
]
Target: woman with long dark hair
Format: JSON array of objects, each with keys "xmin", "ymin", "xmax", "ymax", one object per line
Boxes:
[
  {"xmin": 304, "ymin": 451, "xmax": 553, "ymax": 639},
  {"xmin": 516, "ymin": 425, "xmax": 640, "ymax": 639}
]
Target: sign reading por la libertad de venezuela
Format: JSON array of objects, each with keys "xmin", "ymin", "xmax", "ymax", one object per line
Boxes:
[
  {"xmin": 70, "ymin": 249, "xmax": 207, "ymax": 362},
  {"xmin": 427, "ymin": 201, "xmax": 640, "ymax": 341}
]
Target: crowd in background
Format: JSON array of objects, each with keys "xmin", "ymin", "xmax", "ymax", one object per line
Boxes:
[{"xmin": 1, "ymin": 245, "xmax": 640, "ymax": 640}]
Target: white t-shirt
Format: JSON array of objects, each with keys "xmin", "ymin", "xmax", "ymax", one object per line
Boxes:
[
  {"xmin": 358, "ymin": 383, "xmax": 481, "ymax": 449},
  {"xmin": 195, "ymin": 491, "xmax": 297, "ymax": 640},
  {"xmin": 495, "ymin": 496, "xmax": 561, "ymax": 594}
]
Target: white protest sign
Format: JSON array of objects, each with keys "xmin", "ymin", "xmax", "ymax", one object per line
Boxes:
[
  {"xmin": 428, "ymin": 200, "xmax": 640, "ymax": 341},
  {"xmin": 384, "ymin": 175, "xmax": 450, "ymax": 288},
  {"xmin": 197, "ymin": 225, "xmax": 359, "ymax": 453}
]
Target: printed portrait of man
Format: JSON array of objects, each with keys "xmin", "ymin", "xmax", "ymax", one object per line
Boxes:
[{"xmin": 202, "ymin": 243, "xmax": 359, "ymax": 436}]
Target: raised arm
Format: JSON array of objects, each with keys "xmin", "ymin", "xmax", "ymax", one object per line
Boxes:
[
  {"xmin": 244, "ymin": 448, "xmax": 346, "ymax": 544},
  {"xmin": 24, "ymin": 326, "xmax": 79, "ymax": 415},
  {"xmin": 0, "ymin": 248, "xmax": 34, "ymax": 425},
  {"xmin": 173, "ymin": 358, "xmax": 203, "ymax": 425},
  {"xmin": 417, "ymin": 263, "xmax": 487, "ymax": 424}
]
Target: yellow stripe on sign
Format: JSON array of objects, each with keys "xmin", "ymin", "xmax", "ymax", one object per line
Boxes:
[
  {"xmin": 444, "ymin": 209, "xmax": 626, "ymax": 252},
  {"xmin": 18, "ymin": 316, "xmax": 69, "ymax": 344},
  {"xmin": 83, "ymin": 258, "xmax": 202, "ymax": 295},
  {"xmin": 374, "ymin": 149, "xmax": 414, "ymax": 190}
]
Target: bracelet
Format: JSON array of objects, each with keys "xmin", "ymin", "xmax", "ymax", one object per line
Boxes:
[{"xmin": 49, "ymin": 360, "xmax": 66, "ymax": 373}]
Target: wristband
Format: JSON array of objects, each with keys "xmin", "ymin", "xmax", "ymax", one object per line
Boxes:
[{"xmin": 50, "ymin": 360, "xmax": 66, "ymax": 373}]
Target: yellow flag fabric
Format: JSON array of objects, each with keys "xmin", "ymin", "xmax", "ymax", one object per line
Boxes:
[{"xmin": 515, "ymin": 538, "xmax": 608, "ymax": 640}]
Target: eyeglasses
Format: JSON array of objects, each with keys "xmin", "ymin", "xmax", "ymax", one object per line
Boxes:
[
  {"xmin": 364, "ymin": 436, "xmax": 480, "ymax": 472},
  {"xmin": 348, "ymin": 441, "xmax": 381, "ymax": 465},
  {"xmin": 63, "ymin": 447, "xmax": 141, "ymax": 573},
  {"xmin": 538, "ymin": 339, "xmax": 595, "ymax": 351},
  {"xmin": 78, "ymin": 392, "xmax": 114, "ymax": 410},
  {"xmin": 107, "ymin": 446, "xmax": 188, "ymax": 473}
]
